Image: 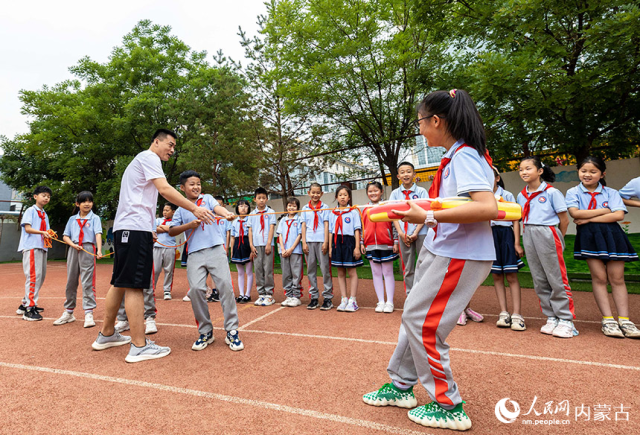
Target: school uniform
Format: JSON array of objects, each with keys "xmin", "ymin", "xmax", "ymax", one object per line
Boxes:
[
  {"xmin": 277, "ymin": 216, "xmax": 304, "ymax": 298},
  {"xmin": 18, "ymin": 205, "xmax": 50, "ymax": 308},
  {"xmin": 361, "ymin": 203, "xmax": 399, "ymax": 263},
  {"xmin": 619, "ymin": 177, "xmax": 640, "ymax": 200},
  {"xmin": 566, "ymin": 183, "xmax": 637, "ymax": 262},
  {"xmin": 230, "ymin": 218, "xmax": 252, "ymax": 264},
  {"xmin": 329, "ymin": 208, "xmax": 363, "ymax": 267},
  {"xmin": 389, "ymin": 183, "xmax": 428, "ymax": 294},
  {"xmin": 247, "ymin": 207, "xmax": 277, "ymax": 297},
  {"xmin": 517, "ymin": 181, "xmax": 575, "ymax": 321},
  {"xmin": 62, "ymin": 211, "xmax": 102, "ymax": 312},
  {"xmin": 153, "ymin": 217, "xmax": 177, "ymax": 295},
  {"xmin": 171, "ymin": 194, "xmax": 239, "ymax": 335},
  {"xmin": 387, "ymin": 141, "xmax": 495, "ymax": 410},
  {"xmin": 490, "ymin": 187, "xmax": 524, "ymax": 274},
  {"xmin": 300, "ymin": 201, "xmax": 333, "ymax": 300},
  {"xmin": 111, "ymin": 150, "xmax": 163, "ymax": 289}
]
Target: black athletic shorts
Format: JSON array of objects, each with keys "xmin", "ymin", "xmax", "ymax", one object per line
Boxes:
[{"xmin": 110, "ymin": 230, "xmax": 154, "ymax": 289}]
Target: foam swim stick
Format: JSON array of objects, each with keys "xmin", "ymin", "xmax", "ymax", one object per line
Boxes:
[{"xmin": 366, "ymin": 197, "xmax": 522, "ymax": 222}]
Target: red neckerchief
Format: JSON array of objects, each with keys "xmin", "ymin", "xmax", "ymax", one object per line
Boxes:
[
  {"xmin": 284, "ymin": 218, "xmax": 295, "ymax": 244},
  {"xmin": 520, "ymin": 184, "xmax": 553, "ymax": 223},
  {"xmin": 77, "ymin": 217, "xmax": 87, "ymax": 245},
  {"xmin": 586, "ymin": 191, "xmax": 599, "ymax": 210},
  {"xmin": 258, "ymin": 210, "xmax": 267, "ymax": 235},
  {"xmin": 332, "ymin": 207, "xmax": 354, "ymax": 245},
  {"xmin": 428, "ymin": 144, "xmax": 493, "ymax": 237},
  {"xmin": 309, "ymin": 201, "xmax": 322, "ymax": 232},
  {"xmin": 402, "ymin": 189, "xmax": 412, "ymax": 234},
  {"xmin": 238, "ymin": 219, "xmax": 246, "ymax": 245},
  {"xmin": 36, "ymin": 209, "xmax": 47, "ymax": 245},
  {"xmin": 161, "ymin": 219, "xmax": 169, "ymax": 226},
  {"xmin": 196, "ymin": 196, "xmax": 205, "ymax": 230}
]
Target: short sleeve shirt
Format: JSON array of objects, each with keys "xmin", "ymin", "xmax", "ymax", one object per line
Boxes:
[
  {"xmin": 424, "ymin": 141, "xmax": 496, "ymax": 261},
  {"xmin": 491, "ymin": 186, "xmax": 517, "ymax": 227},
  {"xmin": 154, "ymin": 217, "xmax": 176, "ymax": 248},
  {"xmin": 389, "ymin": 184, "xmax": 429, "ymax": 236},
  {"xmin": 516, "ymin": 181, "xmax": 567, "ymax": 226},
  {"xmin": 619, "ymin": 177, "xmax": 640, "ymax": 200},
  {"xmin": 565, "ymin": 183, "xmax": 627, "ymax": 213},
  {"xmin": 329, "ymin": 209, "xmax": 362, "ymax": 236},
  {"xmin": 171, "ymin": 194, "xmax": 223, "ymax": 253},
  {"xmin": 277, "ymin": 216, "xmax": 303, "ymax": 254},
  {"xmin": 63, "ymin": 211, "xmax": 103, "ymax": 245},
  {"xmin": 18, "ymin": 205, "xmax": 50, "ymax": 252},
  {"xmin": 231, "ymin": 218, "xmax": 250, "ymax": 239},
  {"xmin": 300, "ymin": 201, "xmax": 329, "ymax": 242},
  {"xmin": 114, "ymin": 150, "xmax": 166, "ymax": 232},
  {"xmin": 247, "ymin": 207, "xmax": 277, "ymax": 247}
]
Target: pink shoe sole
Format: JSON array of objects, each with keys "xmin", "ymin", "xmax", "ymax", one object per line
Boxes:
[
  {"xmin": 465, "ymin": 308, "xmax": 484, "ymax": 323},
  {"xmin": 457, "ymin": 313, "xmax": 467, "ymax": 326}
]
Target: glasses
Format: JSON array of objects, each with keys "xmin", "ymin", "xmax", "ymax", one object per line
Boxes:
[{"xmin": 413, "ymin": 114, "xmax": 436, "ymax": 127}]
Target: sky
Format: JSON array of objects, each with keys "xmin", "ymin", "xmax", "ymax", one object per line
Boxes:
[{"xmin": 0, "ymin": 0, "xmax": 267, "ymax": 140}]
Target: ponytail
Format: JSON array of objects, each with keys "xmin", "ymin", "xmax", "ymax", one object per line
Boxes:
[
  {"xmin": 521, "ymin": 157, "xmax": 555, "ymax": 183},
  {"xmin": 417, "ymin": 89, "xmax": 486, "ymax": 154}
]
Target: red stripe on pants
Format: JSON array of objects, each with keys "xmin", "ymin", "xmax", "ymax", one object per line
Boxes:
[
  {"xmin": 28, "ymin": 250, "xmax": 37, "ymax": 307},
  {"xmin": 421, "ymin": 258, "xmax": 465, "ymax": 406},
  {"xmin": 549, "ymin": 226, "xmax": 576, "ymax": 319}
]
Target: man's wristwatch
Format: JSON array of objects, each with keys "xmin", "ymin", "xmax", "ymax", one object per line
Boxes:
[{"xmin": 425, "ymin": 210, "xmax": 438, "ymax": 228}]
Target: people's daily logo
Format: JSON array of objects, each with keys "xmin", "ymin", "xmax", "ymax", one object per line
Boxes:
[{"xmin": 495, "ymin": 398, "xmax": 521, "ymax": 424}]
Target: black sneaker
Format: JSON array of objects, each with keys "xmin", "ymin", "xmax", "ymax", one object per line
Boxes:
[
  {"xmin": 35, "ymin": 306, "xmax": 44, "ymax": 312},
  {"xmin": 23, "ymin": 307, "xmax": 43, "ymax": 321},
  {"xmin": 307, "ymin": 298, "xmax": 319, "ymax": 310},
  {"xmin": 241, "ymin": 295, "xmax": 251, "ymax": 303},
  {"xmin": 320, "ymin": 299, "xmax": 334, "ymax": 311},
  {"xmin": 16, "ymin": 304, "xmax": 26, "ymax": 315},
  {"xmin": 207, "ymin": 289, "xmax": 220, "ymax": 303}
]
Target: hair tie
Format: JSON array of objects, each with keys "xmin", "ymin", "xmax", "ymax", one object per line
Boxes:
[
  {"xmin": 449, "ymin": 89, "xmax": 457, "ymax": 98},
  {"xmin": 540, "ymin": 162, "xmax": 546, "ymax": 168}
]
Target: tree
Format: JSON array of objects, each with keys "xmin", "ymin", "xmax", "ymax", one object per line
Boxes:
[
  {"xmin": 262, "ymin": 0, "xmax": 444, "ymax": 188},
  {"xmin": 0, "ymin": 20, "xmax": 256, "ymax": 221},
  {"xmin": 240, "ymin": 16, "xmax": 333, "ymax": 208},
  {"xmin": 436, "ymin": 0, "xmax": 640, "ymax": 166}
]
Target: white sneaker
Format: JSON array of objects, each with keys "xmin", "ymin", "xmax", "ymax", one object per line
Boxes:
[
  {"xmin": 263, "ymin": 296, "xmax": 275, "ymax": 306},
  {"xmin": 145, "ymin": 318, "xmax": 158, "ymax": 335},
  {"xmin": 164, "ymin": 292, "xmax": 172, "ymax": 300},
  {"xmin": 281, "ymin": 297, "xmax": 292, "ymax": 307},
  {"xmin": 53, "ymin": 311, "xmax": 75, "ymax": 326},
  {"xmin": 345, "ymin": 299, "xmax": 359, "ymax": 312},
  {"xmin": 254, "ymin": 296, "xmax": 266, "ymax": 306},
  {"xmin": 383, "ymin": 302, "xmax": 394, "ymax": 313},
  {"xmin": 553, "ymin": 319, "xmax": 577, "ymax": 338},
  {"xmin": 540, "ymin": 317, "xmax": 558, "ymax": 335},
  {"xmin": 288, "ymin": 297, "xmax": 301, "ymax": 307},
  {"xmin": 183, "ymin": 294, "xmax": 191, "ymax": 302},
  {"xmin": 496, "ymin": 311, "xmax": 511, "ymax": 328},
  {"xmin": 115, "ymin": 320, "xmax": 130, "ymax": 333},
  {"xmin": 84, "ymin": 312, "xmax": 96, "ymax": 328},
  {"xmin": 336, "ymin": 297, "xmax": 349, "ymax": 312},
  {"xmin": 375, "ymin": 302, "xmax": 385, "ymax": 313}
]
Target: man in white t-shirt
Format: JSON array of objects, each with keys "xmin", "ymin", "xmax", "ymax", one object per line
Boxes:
[{"xmin": 91, "ymin": 129, "xmax": 216, "ymax": 363}]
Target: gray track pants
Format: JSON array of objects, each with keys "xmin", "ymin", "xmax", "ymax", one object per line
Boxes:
[
  {"xmin": 153, "ymin": 247, "xmax": 175, "ymax": 294},
  {"xmin": 64, "ymin": 243, "xmax": 97, "ymax": 312},
  {"xmin": 305, "ymin": 242, "xmax": 333, "ymax": 300},
  {"xmin": 282, "ymin": 253, "xmax": 303, "ymax": 298},
  {"xmin": 21, "ymin": 248, "xmax": 47, "ymax": 308},
  {"xmin": 398, "ymin": 235, "xmax": 425, "ymax": 295},
  {"xmin": 387, "ymin": 249, "xmax": 492, "ymax": 409},
  {"xmin": 187, "ymin": 245, "xmax": 239, "ymax": 335},
  {"xmin": 523, "ymin": 225, "xmax": 575, "ymax": 321},
  {"xmin": 254, "ymin": 246, "xmax": 275, "ymax": 296}
]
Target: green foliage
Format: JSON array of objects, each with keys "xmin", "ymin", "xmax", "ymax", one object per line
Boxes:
[
  {"xmin": 261, "ymin": 0, "xmax": 445, "ymax": 187},
  {"xmin": 0, "ymin": 20, "xmax": 257, "ymax": 222},
  {"xmin": 436, "ymin": 0, "xmax": 640, "ymax": 167}
]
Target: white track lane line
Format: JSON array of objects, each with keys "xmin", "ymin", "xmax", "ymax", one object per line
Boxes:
[
  {"xmin": 238, "ymin": 306, "xmax": 285, "ymax": 330},
  {"xmin": 0, "ymin": 362, "xmax": 430, "ymax": 435},
  {"xmin": 1, "ymin": 315, "xmax": 638, "ymax": 371}
]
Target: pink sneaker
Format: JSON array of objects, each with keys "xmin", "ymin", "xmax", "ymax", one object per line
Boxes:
[
  {"xmin": 457, "ymin": 312, "xmax": 467, "ymax": 326},
  {"xmin": 465, "ymin": 308, "xmax": 484, "ymax": 323}
]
